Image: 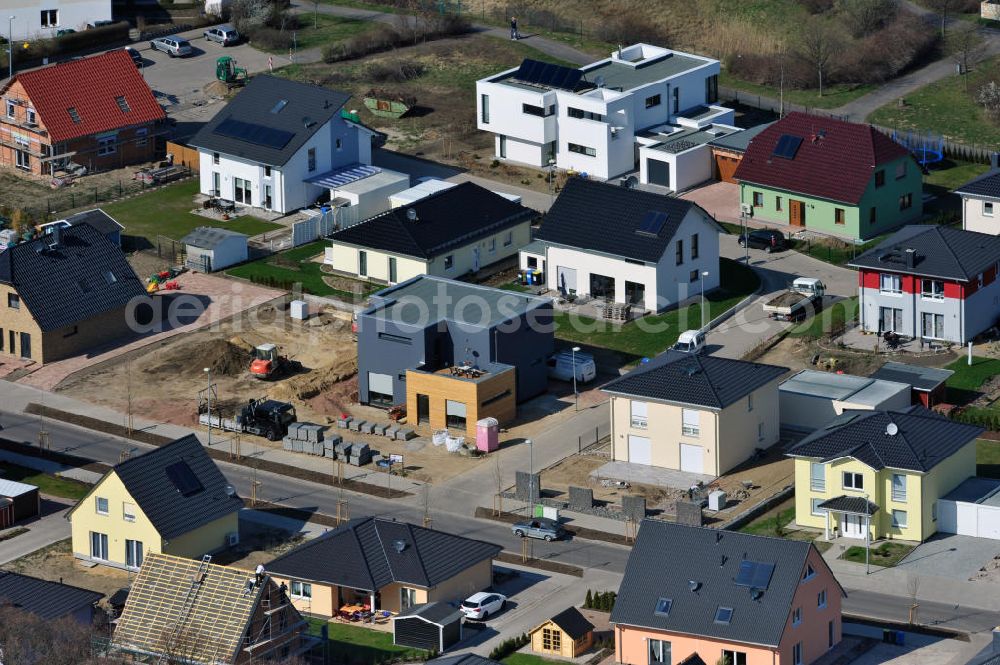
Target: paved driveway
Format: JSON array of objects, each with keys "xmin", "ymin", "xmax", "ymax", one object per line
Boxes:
[
  {"xmin": 0, "ymin": 496, "xmax": 73, "ymax": 565},
  {"xmin": 894, "ymin": 533, "xmax": 1000, "ymax": 582}
]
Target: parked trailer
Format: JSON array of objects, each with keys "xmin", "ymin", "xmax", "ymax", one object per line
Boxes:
[
  {"xmin": 763, "ymin": 277, "xmax": 825, "ymax": 322},
  {"xmin": 198, "ymin": 398, "xmax": 296, "ymax": 441}
]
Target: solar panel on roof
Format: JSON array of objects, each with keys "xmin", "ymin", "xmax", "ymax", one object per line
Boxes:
[
  {"xmin": 213, "ymin": 117, "xmax": 295, "ymax": 150},
  {"xmin": 734, "ymin": 560, "xmax": 755, "ymax": 586},
  {"xmin": 751, "ymin": 562, "xmax": 775, "ymax": 589},
  {"xmin": 636, "ymin": 210, "xmax": 669, "ymax": 237},
  {"xmin": 772, "ymin": 134, "xmax": 803, "ymax": 159},
  {"xmin": 514, "ymin": 59, "xmax": 582, "ymax": 91},
  {"xmin": 165, "ymin": 461, "xmax": 204, "ymax": 497}
]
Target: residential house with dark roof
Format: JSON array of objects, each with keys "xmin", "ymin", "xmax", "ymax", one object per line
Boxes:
[
  {"xmin": 955, "ymin": 168, "xmax": 1000, "ymax": 235},
  {"xmin": 530, "ymin": 607, "xmax": 595, "ymax": 658},
  {"xmin": 848, "ymin": 225, "xmax": 1000, "ymax": 343},
  {"xmin": 326, "ymin": 181, "xmax": 535, "ymax": 285},
  {"xmin": 356, "ymin": 275, "xmax": 553, "ymax": 436},
  {"xmin": 786, "ymin": 406, "xmax": 983, "ymax": 542},
  {"xmin": 190, "ymin": 75, "xmax": 375, "ymax": 214},
  {"xmin": 67, "ymin": 435, "xmax": 243, "ymax": 570},
  {"xmin": 266, "ymin": 516, "xmax": 501, "ymax": 618},
  {"xmin": 522, "ymin": 178, "xmax": 724, "ymax": 312},
  {"xmin": 602, "ymin": 351, "xmax": 788, "ymax": 475},
  {"xmin": 734, "ymin": 112, "xmax": 922, "ymax": 240},
  {"xmin": 0, "ymin": 222, "xmax": 146, "ymax": 364},
  {"xmin": 0, "ymin": 571, "xmax": 103, "ymax": 624},
  {"xmin": 0, "ymin": 50, "xmax": 165, "ymax": 176},
  {"xmin": 40, "ymin": 208, "xmax": 124, "ymax": 247},
  {"xmin": 110, "ymin": 553, "xmax": 312, "ymax": 665},
  {"xmin": 612, "ymin": 521, "xmax": 844, "ymax": 665}
]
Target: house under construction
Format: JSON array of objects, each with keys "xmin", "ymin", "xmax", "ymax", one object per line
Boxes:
[{"xmin": 107, "ymin": 552, "xmax": 315, "ymax": 664}]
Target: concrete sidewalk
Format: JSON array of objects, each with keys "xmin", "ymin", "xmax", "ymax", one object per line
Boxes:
[{"xmin": 0, "ymin": 496, "xmax": 74, "ymax": 565}]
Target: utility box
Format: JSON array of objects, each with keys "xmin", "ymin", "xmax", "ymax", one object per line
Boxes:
[
  {"xmin": 708, "ymin": 490, "xmax": 727, "ymax": 512},
  {"xmin": 290, "ymin": 300, "xmax": 309, "ymax": 320}
]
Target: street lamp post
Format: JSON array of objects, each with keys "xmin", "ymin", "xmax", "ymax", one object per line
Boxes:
[
  {"xmin": 547, "ymin": 158, "xmax": 555, "ymax": 205},
  {"xmin": 7, "ymin": 17, "xmax": 14, "ymax": 80},
  {"xmin": 700, "ymin": 271, "xmax": 710, "ymax": 328},
  {"xmin": 571, "ymin": 346, "xmax": 581, "ymax": 412},
  {"xmin": 527, "ymin": 438, "xmax": 534, "ymax": 515},
  {"xmin": 204, "ymin": 367, "xmax": 211, "ymax": 446}
]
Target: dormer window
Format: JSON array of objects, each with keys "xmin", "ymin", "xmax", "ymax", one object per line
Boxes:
[
  {"xmin": 67, "ymin": 107, "xmax": 81, "ymax": 123},
  {"xmin": 115, "ymin": 96, "xmax": 131, "ymax": 113}
]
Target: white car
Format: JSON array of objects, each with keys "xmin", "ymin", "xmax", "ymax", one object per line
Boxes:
[
  {"xmin": 547, "ymin": 350, "xmax": 596, "ymax": 383},
  {"xmin": 460, "ymin": 592, "xmax": 506, "ymax": 620},
  {"xmin": 672, "ymin": 330, "xmax": 706, "ymax": 354}
]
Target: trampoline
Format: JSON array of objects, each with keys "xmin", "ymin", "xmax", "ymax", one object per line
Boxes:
[{"xmin": 892, "ymin": 130, "xmax": 944, "ymax": 167}]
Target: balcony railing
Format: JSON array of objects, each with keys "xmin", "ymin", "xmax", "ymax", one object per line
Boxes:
[{"xmin": 630, "ymin": 416, "xmax": 647, "ymax": 429}]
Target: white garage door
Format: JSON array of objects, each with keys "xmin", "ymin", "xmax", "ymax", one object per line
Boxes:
[
  {"xmin": 628, "ymin": 435, "xmax": 651, "ymax": 465},
  {"xmin": 368, "ymin": 372, "xmax": 393, "ymax": 396},
  {"xmin": 680, "ymin": 443, "xmax": 704, "ymax": 474},
  {"xmin": 937, "ymin": 499, "xmax": 1000, "ymax": 540}
]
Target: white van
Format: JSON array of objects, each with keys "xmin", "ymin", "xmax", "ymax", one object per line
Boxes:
[
  {"xmin": 672, "ymin": 330, "xmax": 706, "ymax": 354},
  {"xmin": 547, "ymin": 350, "xmax": 597, "ymax": 383}
]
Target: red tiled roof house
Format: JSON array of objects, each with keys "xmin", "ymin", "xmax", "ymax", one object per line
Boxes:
[
  {"xmin": 734, "ymin": 112, "xmax": 922, "ymax": 241},
  {"xmin": 0, "ymin": 50, "xmax": 165, "ymax": 176}
]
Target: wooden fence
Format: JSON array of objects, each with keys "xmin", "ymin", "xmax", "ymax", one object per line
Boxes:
[{"xmin": 166, "ymin": 141, "xmax": 200, "ymax": 172}]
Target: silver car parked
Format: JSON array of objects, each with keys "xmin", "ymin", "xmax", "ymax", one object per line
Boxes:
[
  {"xmin": 149, "ymin": 36, "xmax": 193, "ymax": 57},
  {"xmin": 204, "ymin": 25, "xmax": 240, "ymax": 46}
]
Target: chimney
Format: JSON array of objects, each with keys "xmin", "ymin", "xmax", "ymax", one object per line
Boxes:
[
  {"xmin": 991, "ymin": 152, "xmax": 1000, "ymax": 171},
  {"xmin": 905, "ymin": 248, "xmax": 916, "ymax": 269},
  {"xmin": 993, "ymin": 626, "xmax": 1000, "ymax": 653}
]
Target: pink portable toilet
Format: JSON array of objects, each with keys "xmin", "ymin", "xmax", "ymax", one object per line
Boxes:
[{"xmin": 476, "ymin": 417, "xmax": 499, "ymax": 453}]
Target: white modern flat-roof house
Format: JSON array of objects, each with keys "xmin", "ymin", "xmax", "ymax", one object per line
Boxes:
[
  {"xmin": 190, "ymin": 75, "xmax": 374, "ymax": 215},
  {"xmin": 475, "ymin": 43, "xmax": 727, "ymax": 181},
  {"xmin": 7, "ymin": 1, "xmax": 112, "ymax": 38}
]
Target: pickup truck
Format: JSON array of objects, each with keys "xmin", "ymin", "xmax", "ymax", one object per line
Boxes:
[{"xmin": 763, "ymin": 277, "xmax": 825, "ymax": 321}]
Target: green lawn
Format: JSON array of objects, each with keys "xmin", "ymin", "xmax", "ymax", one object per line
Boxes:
[
  {"xmin": 307, "ymin": 618, "xmax": 426, "ymax": 665},
  {"xmin": 721, "ymin": 71, "xmax": 875, "ymax": 110},
  {"xmin": 260, "ymin": 14, "xmax": 375, "ymax": 53},
  {"xmin": 740, "ymin": 505, "xmax": 796, "ymax": 536},
  {"xmin": 503, "ymin": 654, "xmax": 565, "ymax": 665},
  {"xmin": 551, "ymin": 258, "xmax": 759, "ymax": 358},
  {"xmin": 788, "ymin": 297, "xmax": 858, "ymax": 340},
  {"xmin": 227, "ymin": 240, "xmax": 378, "ymax": 299},
  {"xmin": 867, "ymin": 55, "xmax": 1000, "ymax": 148},
  {"xmin": 978, "ymin": 439, "xmax": 1000, "ymax": 478},
  {"xmin": 841, "ymin": 542, "xmax": 914, "ymax": 568},
  {"xmin": 101, "ymin": 180, "xmax": 282, "ymax": 248},
  {"xmin": 946, "ymin": 355, "xmax": 1000, "ymax": 391},
  {"xmin": 0, "ymin": 462, "xmax": 92, "ymax": 500}
]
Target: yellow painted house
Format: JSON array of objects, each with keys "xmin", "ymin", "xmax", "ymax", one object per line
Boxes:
[
  {"xmin": 786, "ymin": 407, "xmax": 983, "ymax": 542},
  {"xmin": 68, "ymin": 435, "xmax": 243, "ymax": 570},
  {"xmin": 603, "ymin": 351, "xmax": 788, "ymax": 476},
  {"xmin": 265, "ymin": 517, "xmax": 501, "ymax": 619}
]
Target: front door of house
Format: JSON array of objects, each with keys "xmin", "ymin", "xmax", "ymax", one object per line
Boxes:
[
  {"xmin": 880, "ymin": 306, "xmax": 903, "ymax": 333},
  {"xmin": 19, "ymin": 332, "xmax": 31, "ymax": 359},
  {"xmin": 841, "ymin": 514, "xmax": 864, "ymax": 538},
  {"xmin": 789, "ymin": 199, "xmax": 805, "ymax": 227}
]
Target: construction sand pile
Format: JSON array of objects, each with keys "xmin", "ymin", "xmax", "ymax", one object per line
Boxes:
[{"xmin": 144, "ymin": 337, "xmax": 253, "ymax": 378}]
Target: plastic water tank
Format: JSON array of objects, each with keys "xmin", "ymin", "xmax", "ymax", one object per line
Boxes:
[
  {"xmin": 476, "ymin": 417, "xmax": 499, "ymax": 452},
  {"xmin": 289, "ymin": 299, "xmax": 308, "ymax": 320},
  {"xmin": 708, "ymin": 490, "xmax": 727, "ymax": 512}
]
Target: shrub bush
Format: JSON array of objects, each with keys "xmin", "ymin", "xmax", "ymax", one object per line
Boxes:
[
  {"xmin": 321, "ymin": 15, "xmax": 468, "ymax": 64},
  {"xmin": 487, "ymin": 633, "xmax": 529, "ymax": 661},
  {"xmin": 246, "ymin": 26, "xmax": 293, "ymax": 51}
]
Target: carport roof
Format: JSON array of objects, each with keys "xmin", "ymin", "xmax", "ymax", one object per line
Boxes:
[
  {"xmin": 780, "ymin": 370, "xmax": 908, "ymax": 406},
  {"xmin": 785, "ymin": 406, "xmax": 984, "ymax": 472},
  {"xmin": 869, "ymin": 361, "xmax": 953, "ymax": 392},
  {"xmin": 955, "ymin": 169, "xmax": 1000, "ymax": 200},
  {"xmin": 942, "ymin": 477, "xmax": 1000, "ymax": 506},
  {"xmin": 394, "ymin": 602, "xmax": 463, "ymax": 625},
  {"xmin": 0, "ymin": 478, "xmax": 37, "ymax": 498},
  {"xmin": 708, "ymin": 122, "xmax": 773, "ymax": 153}
]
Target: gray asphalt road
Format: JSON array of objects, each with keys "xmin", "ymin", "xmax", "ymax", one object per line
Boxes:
[
  {"xmin": 0, "ymin": 408, "xmax": 631, "ymax": 573},
  {"xmin": 845, "ymin": 589, "xmax": 1000, "ymax": 634}
]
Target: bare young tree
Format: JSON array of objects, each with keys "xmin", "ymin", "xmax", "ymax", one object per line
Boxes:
[
  {"xmin": 0, "ymin": 604, "xmax": 108, "ymax": 665},
  {"xmin": 978, "ymin": 80, "xmax": 1000, "ymax": 120},
  {"xmin": 925, "ymin": 0, "xmax": 958, "ymax": 37},
  {"xmin": 906, "ymin": 574, "xmax": 920, "ymax": 624},
  {"xmin": 837, "ymin": 0, "xmax": 898, "ymax": 38},
  {"xmin": 797, "ymin": 17, "xmax": 842, "ymax": 96},
  {"xmin": 947, "ymin": 22, "xmax": 986, "ymax": 91}
]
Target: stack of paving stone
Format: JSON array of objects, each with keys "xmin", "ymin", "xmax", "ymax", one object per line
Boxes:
[
  {"xmin": 283, "ymin": 422, "xmax": 342, "ymax": 458},
  {"xmin": 349, "ymin": 443, "xmax": 373, "ymax": 466}
]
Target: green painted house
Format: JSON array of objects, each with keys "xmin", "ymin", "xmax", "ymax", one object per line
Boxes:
[{"xmin": 734, "ymin": 112, "xmax": 922, "ymax": 241}]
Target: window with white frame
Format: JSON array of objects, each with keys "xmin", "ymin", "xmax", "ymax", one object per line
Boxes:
[
  {"xmin": 5, "ymin": 100, "xmax": 14, "ymax": 119},
  {"xmin": 630, "ymin": 401, "xmax": 648, "ymax": 429},
  {"xmin": 811, "ymin": 498, "xmax": 825, "ymax": 517},
  {"xmin": 90, "ymin": 532, "xmax": 109, "ymax": 560},
  {"xmin": 892, "ymin": 509, "xmax": 907, "ymax": 528},
  {"xmin": 985, "ymin": 201, "xmax": 995, "ymax": 217},
  {"xmin": 97, "ymin": 135, "xmax": 117, "ymax": 156},
  {"xmin": 721, "ymin": 650, "xmax": 746, "ymax": 665},
  {"xmin": 488, "ymin": 237, "xmax": 496, "ymax": 253},
  {"xmin": 444, "ymin": 255, "xmax": 454, "ymax": 270},
  {"xmin": 802, "ymin": 564, "xmax": 816, "ymax": 582},
  {"xmin": 95, "ymin": 497, "xmax": 109, "ymax": 515},
  {"xmin": 891, "ymin": 473, "xmax": 907, "ymax": 502},
  {"xmin": 681, "ymin": 409, "xmax": 700, "ymax": 437},
  {"xmin": 40, "ymin": 9, "xmax": 58, "ymax": 27},
  {"xmin": 879, "ymin": 273, "xmax": 901, "ymax": 294},
  {"xmin": 26, "ymin": 108, "xmax": 35, "ymax": 125},
  {"xmin": 920, "ymin": 279, "xmax": 944, "ymax": 300},
  {"xmin": 810, "ymin": 462, "xmax": 825, "ymax": 491},
  {"xmin": 648, "ymin": 639, "xmax": 670, "ymax": 664},
  {"xmin": 290, "ymin": 581, "xmax": 312, "ymax": 599},
  {"xmin": 758, "ymin": 422, "xmax": 764, "ymax": 441},
  {"xmin": 922, "ymin": 312, "xmax": 944, "ymax": 339},
  {"xmin": 123, "ymin": 502, "xmax": 136, "ymax": 522},
  {"xmin": 842, "ymin": 471, "xmax": 863, "ymax": 491},
  {"xmin": 567, "ymin": 143, "xmax": 596, "ymax": 157}
]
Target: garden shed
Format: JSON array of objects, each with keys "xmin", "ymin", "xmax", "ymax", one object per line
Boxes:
[
  {"xmin": 392, "ymin": 602, "xmax": 464, "ymax": 652},
  {"xmin": 0, "ymin": 478, "xmax": 40, "ymax": 528},
  {"xmin": 530, "ymin": 607, "xmax": 594, "ymax": 658}
]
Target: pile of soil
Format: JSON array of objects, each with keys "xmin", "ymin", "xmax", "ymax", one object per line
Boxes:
[
  {"xmin": 145, "ymin": 337, "xmax": 253, "ymax": 378},
  {"xmin": 268, "ymin": 355, "xmax": 357, "ymax": 402}
]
